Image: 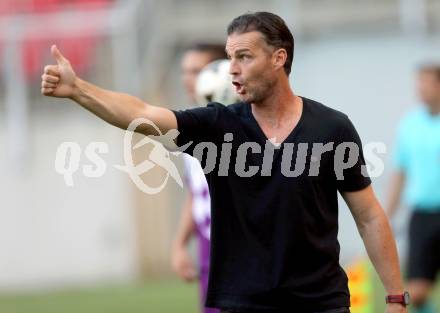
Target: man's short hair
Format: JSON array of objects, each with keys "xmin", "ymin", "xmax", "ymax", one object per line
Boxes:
[
  {"xmin": 227, "ymin": 12, "xmax": 294, "ymax": 75},
  {"xmin": 419, "ymin": 63, "xmax": 440, "ymax": 81},
  {"xmin": 186, "ymin": 43, "xmax": 227, "ymax": 62}
]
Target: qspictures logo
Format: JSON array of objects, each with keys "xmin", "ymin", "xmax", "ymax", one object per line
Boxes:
[
  {"xmin": 55, "ymin": 118, "xmax": 386, "ymax": 194},
  {"xmin": 55, "ymin": 118, "xmax": 191, "ymax": 194},
  {"xmin": 113, "ymin": 118, "xmax": 191, "ymax": 194}
]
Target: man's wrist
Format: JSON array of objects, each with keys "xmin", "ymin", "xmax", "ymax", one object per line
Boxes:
[
  {"xmin": 386, "ymin": 291, "xmax": 410, "ymax": 306},
  {"xmin": 385, "ymin": 283, "xmax": 405, "ymax": 295},
  {"xmin": 386, "ymin": 289, "xmax": 405, "ymax": 294},
  {"xmin": 69, "ymin": 77, "xmax": 82, "ymax": 101}
]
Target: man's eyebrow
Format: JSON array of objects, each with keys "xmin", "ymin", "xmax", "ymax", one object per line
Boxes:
[
  {"xmin": 234, "ymin": 49, "xmax": 251, "ymax": 54},
  {"xmin": 225, "ymin": 48, "xmax": 251, "ymax": 57}
]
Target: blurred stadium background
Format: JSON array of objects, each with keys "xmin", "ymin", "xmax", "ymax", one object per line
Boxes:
[{"xmin": 0, "ymin": 0, "xmax": 439, "ymax": 312}]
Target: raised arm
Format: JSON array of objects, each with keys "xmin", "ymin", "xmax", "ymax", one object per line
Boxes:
[
  {"xmin": 41, "ymin": 45, "xmax": 176, "ymax": 136},
  {"xmin": 341, "ymin": 186, "xmax": 406, "ymax": 313}
]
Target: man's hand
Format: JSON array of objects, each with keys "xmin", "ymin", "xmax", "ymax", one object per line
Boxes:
[
  {"xmin": 171, "ymin": 246, "xmax": 197, "ymax": 282},
  {"xmin": 386, "ymin": 303, "xmax": 407, "ymax": 313},
  {"xmin": 40, "ymin": 45, "xmax": 177, "ymax": 137},
  {"xmin": 41, "ymin": 45, "xmax": 77, "ymax": 98}
]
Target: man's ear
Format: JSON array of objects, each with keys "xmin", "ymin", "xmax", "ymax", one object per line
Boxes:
[{"xmin": 272, "ymin": 48, "xmax": 287, "ymax": 71}]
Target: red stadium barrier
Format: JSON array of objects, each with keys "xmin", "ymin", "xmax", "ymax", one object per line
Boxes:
[{"xmin": 0, "ymin": 0, "xmax": 113, "ymax": 80}]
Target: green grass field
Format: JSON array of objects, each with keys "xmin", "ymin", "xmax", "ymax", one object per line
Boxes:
[
  {"xmin": 0, "ymin": 277, "xmax": 438, "ymax": 313},
  {"xmin": 0, "ymin": 280, "xmax": 198, "ymax": 313}
]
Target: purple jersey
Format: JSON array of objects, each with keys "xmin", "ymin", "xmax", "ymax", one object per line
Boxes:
[
  {"xmin": 183, "ymin": 154, "xmax": 218, "ymax": 313},
  {"xmin": 183, "ymin": 154, "xmax": 211, "ymax": 271}
]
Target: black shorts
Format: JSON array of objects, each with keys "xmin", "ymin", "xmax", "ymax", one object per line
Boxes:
[{"xmin": 407, "ymin": 210, "xmax": 440, "ymax": 281}]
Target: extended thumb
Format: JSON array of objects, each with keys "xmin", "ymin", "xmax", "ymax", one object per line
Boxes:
[{"xmin": 51, "ymin": 45, "xmax": 67, "ymax": 65}]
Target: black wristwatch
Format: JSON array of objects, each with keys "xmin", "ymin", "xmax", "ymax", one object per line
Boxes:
[{"xmin": 385, "ymin": 291, "xmax": 410, "ymax": 306}]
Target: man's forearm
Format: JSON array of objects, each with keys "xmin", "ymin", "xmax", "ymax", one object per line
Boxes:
[
  {"xmin": 358, "ymin": 208, "xmax": 404, "ymax": 294},
  {"xmin": 171, "ymin": 192, "xmax": 197, "ymax": 281},
  {"xmin": 172, "ymin": 193, "xmax": 196, "ymax": 250},
  {"xmin": 71, "ymin": 78, "xmax": 149, "ymax": 131}
]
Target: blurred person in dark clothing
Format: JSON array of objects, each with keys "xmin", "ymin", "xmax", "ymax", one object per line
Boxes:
[{"xmin": 42, "ymin": 12, "xmax": 407, "ymax": 313}]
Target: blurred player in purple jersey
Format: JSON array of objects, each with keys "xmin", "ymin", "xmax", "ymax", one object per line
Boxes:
[{"xmin": 171, "ymin": 43, "xmax": 226, "ymax": 313}]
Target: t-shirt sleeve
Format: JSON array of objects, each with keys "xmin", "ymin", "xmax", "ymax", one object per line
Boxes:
[
  {"xmin": 172, "ymin": 102, "xmax": 222, "ymax": 156},
  {"xmin": 335, "ymin": 116, "xmax": 372, "ymax": 192}
]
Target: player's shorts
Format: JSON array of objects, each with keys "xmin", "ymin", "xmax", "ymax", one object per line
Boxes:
[
  {"xmin": 220, "ymin": 307, "xmax": 350, "ymax": 313},
  {"xmin": 201, "ymin": 269, "xmax": 220, "ymax": 313},
  {"xmin": 407, "ymin": 210, "xmax": 440, "ymax": 281}
]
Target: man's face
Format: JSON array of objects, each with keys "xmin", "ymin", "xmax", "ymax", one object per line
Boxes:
[
  {"xmin": 181, "ymin": 51, "xmax": 214, "ymax": 102},
  {"xmin": 226, "ymin": 31, "xmax": 277, "ymax": 103},
  {"xmin": 417, "ymin": 71, "xmax": 440, "ymax": 107}
]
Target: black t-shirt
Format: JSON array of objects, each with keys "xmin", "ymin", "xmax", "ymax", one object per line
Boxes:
[{"xmin": 172, "ymin": 97, "xmax": 371, "ymax": 312}]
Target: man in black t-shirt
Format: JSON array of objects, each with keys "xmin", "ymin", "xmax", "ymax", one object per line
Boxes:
[{"xmin": 41, "ymin": 11, "xmax": 407, "ymax": 313}]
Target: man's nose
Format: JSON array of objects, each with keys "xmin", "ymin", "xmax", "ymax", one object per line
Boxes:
[{"xmin": 229, "ymin": 59, "xmax": 240, "ymax": 75}]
